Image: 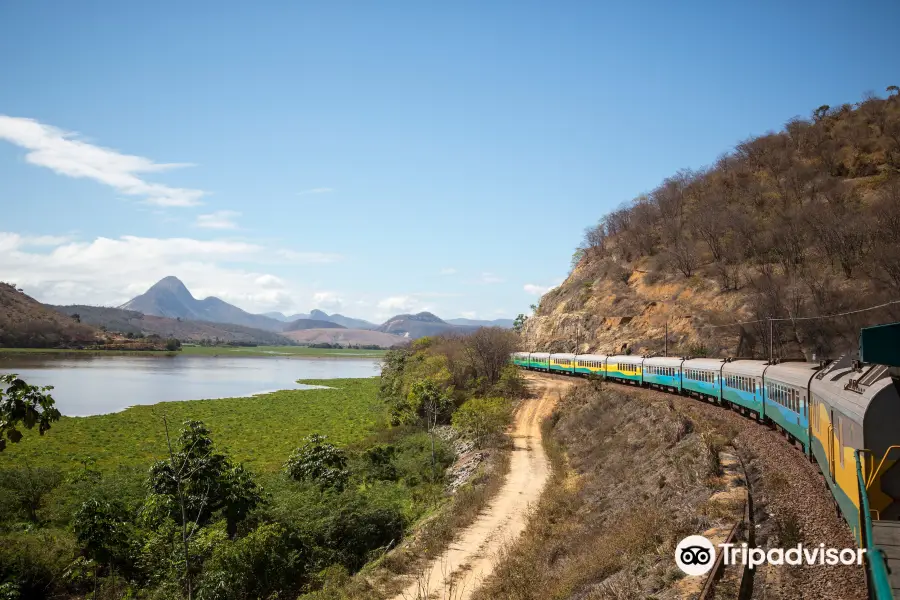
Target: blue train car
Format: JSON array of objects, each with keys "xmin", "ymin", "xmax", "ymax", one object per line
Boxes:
[
  {"xmin": 607, "ymin": 355, "xmax": 644, "ymax": 384},
  {"xmin": 682, "ymin": 358, "xmax": 724, "ymax": 401},
  {"xmin": 549, "ymin": 353, "xmax": 576, "ymax": 375},
  {"xmin": 642, "ymin": 356, "xmax": 683, "ymax": 392},
  {"xmin": 574, "ymin": 354, "xmax": 606, "ymax": 377},
  {"xmin": 721, "ymin": 359, "xmax": 767, "ymax": 419},
  {"xmin": 512, "ymin": 352, "xmax": 530, "ymax": 368},
  {"xmin": 764, "ymin": 361, "xmax": 818, "ymax": 453}
]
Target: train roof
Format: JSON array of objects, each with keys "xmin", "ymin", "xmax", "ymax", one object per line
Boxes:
[
  {"xmin": 550, "ymin": 353, "xmax": 575, "ymax": 359},
  {"xmin": 513, "ymin": 351, "xmax": 530, "ymax": 357},
  {"xmin": 608, "ymin": 354, "xmax": 644, "ymax": 365},
  {"xmin": 810, "ymin": 355, "xmax": 898, "ymax": 424},
  {"xmin": 530, "ymin": 352, "xmax": 550, "ymax": 359},
  {"xmin": 643, "ymin": 356, "xmax": 685, "ymax": 368},
  {"xmin": 722, "ymin": 359, "xmax": 769, "ymax": 378},
  {"xmin": 764, "ymin": 361, "xmax": 821, "ymax": 388},
  {"xmin": 575, "ymin": 354, "xmax": 607, "ymax": 361},
  {"xmin": 682, "ymin": 358, "xmax": 726, "ymax": 371}
]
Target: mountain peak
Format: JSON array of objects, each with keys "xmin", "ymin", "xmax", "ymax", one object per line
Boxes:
[{"xmin": 309, "ymin": 309, "xmax": 330, "ymax": 320}]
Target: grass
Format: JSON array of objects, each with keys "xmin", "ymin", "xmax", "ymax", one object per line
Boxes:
[
  {"xmin": 0, "ymin": 345, "xmax": 387, "ymax": 358},
  {"xmin": 0, "ymin": 378, "xmax": 387, "ymax": 475}
]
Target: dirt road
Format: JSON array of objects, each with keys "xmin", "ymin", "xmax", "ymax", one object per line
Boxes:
[{"xmin": 392, "ymin": 374, "xmax": 569, "ymax": 600}]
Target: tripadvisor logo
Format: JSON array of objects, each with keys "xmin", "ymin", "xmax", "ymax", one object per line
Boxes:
[{"xmin": 675, "ymin": 535, "xmax": 867, "ymax": 576}]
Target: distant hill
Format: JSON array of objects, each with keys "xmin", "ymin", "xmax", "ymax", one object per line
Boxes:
[
  {"xmin": 446, "ymin": 318, "xmax": 514, "ymax": 328},
  {"xmin": 376, "ymin": 312, "xmax": 477, "ymax": 339},
  {"xmin": 282, "ymin": 328, "xmax": 408, "ymax": 348},
  {"xmin": 309, "ymin": 309, "xmax": 377, "ymax": 330},
  {"xmin": 0, "ymin": 283, "xmax": 100, "ymax": 347},
  {"xmin": 49, "ymin": 305, "xmax": 295, "ymax": 345},
  {"xmin": 120, "ymin": 276, "xmax": 284, "ymax": 332},
  {"xmin": 284, "ymin": 318, "xmax": 346, "ymax": 331}
]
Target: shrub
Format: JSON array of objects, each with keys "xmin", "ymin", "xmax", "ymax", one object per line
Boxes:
[
  {"xmin": 452, "ymin": 397, "xmax": 513, "ymax": 447},
  {"xmin": 0, "ymin": 529, "xmax": 76, "ymax": 599},
  {"xmin": 165, "ymin": 338, "xmax": 182, "ymax": 351},
  {"xmin": 0, "ymin": 466, "xmax": 62, "ymax": 523},
  {"xmin": 285, "ymin": 434, "xmax": 350, "ymax": 491}
]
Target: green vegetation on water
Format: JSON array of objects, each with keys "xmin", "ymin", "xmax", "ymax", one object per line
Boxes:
[
  {"xmin": 0, "ymin": 345, "xmax": 387, "ymax": 358},
  {"xmin": 0, "ymin": 378, "xmax": 385, "ymax": 474}
]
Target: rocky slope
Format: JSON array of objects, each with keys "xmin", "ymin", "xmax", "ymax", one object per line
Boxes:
[
  {"xmin": 523, "ymin": 92, "xmax": 900, "ymax": 360},
  {"xmin": 0, "ymin": 283, "xmax": 100, "ymax": 347}
]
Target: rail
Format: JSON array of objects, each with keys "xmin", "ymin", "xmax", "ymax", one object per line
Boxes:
[{"xmin": 855, "ymin": 450, "xmax": 894, "ymax": 600}]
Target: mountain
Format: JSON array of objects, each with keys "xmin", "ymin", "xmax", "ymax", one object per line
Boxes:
[
  {"xmin": 282, "ymin": 328, "xmax": 408, "ymax": 348},
  {"xmin": 120, "ymin": 277, "xmax": 284, "ymax": 332},
  {"xmin": 524, "ymin": 91, "xmax": 900, "ymax": 360},
  {"xmin": 48, "ymin": 305, "xmax": 295, "ymax": 345},
  {"xmin": 284, "ymin": 318, "xmax": 346, "ymax": 331},
  {"xmin": 0, "ymin": 283, "xmax": 100, "ymax": 347},
  {"xmin": 377, "ymin": 312, "xmax": 477, "ymax": 339},
  {"xmin": 263, "ymin": 311, "xmax": 311, "ymax": 322},
  {"xmin": 446, "ymin": 318, "xmax": 514, "ymax": 328},
  {"xmin": 307, "ymin": 309, "xmax": 377, "ymax": 330}
]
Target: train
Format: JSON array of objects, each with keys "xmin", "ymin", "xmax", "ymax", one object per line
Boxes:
[{"xmin": 511, "ymin": 350, "xmax": 900, "ymax": 548}]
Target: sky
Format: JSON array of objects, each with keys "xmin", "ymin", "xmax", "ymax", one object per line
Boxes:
[{"xmin": 1, "ymin": 1, "xmax": 898, "ymax": 323}]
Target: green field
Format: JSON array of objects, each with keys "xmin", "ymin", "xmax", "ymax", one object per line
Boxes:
[
  {"xmin": 0, "ymin": 378, "xmax": 387, "ymax": 474},
  {"xmin": 0, "ymin": 345, "xmax": 387, "ymax": 358}
]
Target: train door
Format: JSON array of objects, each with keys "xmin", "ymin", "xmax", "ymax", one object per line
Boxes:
[
  {"xmin": 828, "ymin": 409, "xmax": 836, "ymax": 483},
  {"xmin": 756, "ymin": 377, "xmax": 763, "ymax": 419}
]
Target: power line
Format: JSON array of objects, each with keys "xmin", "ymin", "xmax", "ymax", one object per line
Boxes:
[{"xmin": 697, "ymin": 299, "xmax": 900, "ymax": 329}]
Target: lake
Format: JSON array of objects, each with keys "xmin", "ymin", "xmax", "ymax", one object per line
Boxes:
[{"xmin": 0, "ymin": 354, "xmax": 382, "ymax": 416}]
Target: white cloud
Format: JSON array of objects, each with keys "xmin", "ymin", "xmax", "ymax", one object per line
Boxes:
[
  {"xmin": 312, "ymin": 291, "xmax": 343, "ymax": 311},
  {"xmin": 0, "ymin": 116, "xmax": 206, "ymax": 207},
  {"xmin": 524, "ymin": 283, "xmax": 555, "ymax": 296},
  {"xmin": 440, "ymin": 267, "xmax": 457, "ymax": 275},
  {"xmin": 0, "ymin": 232, "xmax": 339, "ymax": 313},
  {"xmin": 275, "ymin": 249, "xmax": 342, "ymax": 264},
  {"xmin": 298, "ymin": 187, "xmax": 334, "ymax": 195},
  {"xmin": 377, "ymin": 296, "xmax": 417, "ymax": 313},
  {"xmin": 196, "ymin": 210, "xmax": 240, "ymax": 229},
  {"xmin": 480, "ymin": 272, "xmax": 504, "ymax": 284}
]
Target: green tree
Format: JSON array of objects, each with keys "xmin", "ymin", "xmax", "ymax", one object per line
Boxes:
[
  {"xmin": 0, "ymin": 465, "xmax": 62, "ymax": 522},
  {"xmin": 451, "ymin": 397, "xmax": 513, "ymax": 447},
  {"xmin": 0, "ymin": 374, "xmax": 60, "ymax": 452},
  {"xmin": 284, "ymin": 434, "xmax": 349, "ymax": 491},
  {"xmin": 165, "ymin": 338, "xmax": 182, "ymax": 351},
  {"xmin": 73, "ymin": 499, "xmax": 135, "ymax": 572},
  {"xmin": 406, "ymin": 379, "xmax": 453, "ymax": 483},
  {"xmin": 512, "ymin": 313, "xmax": 528, "ymax": 334}
]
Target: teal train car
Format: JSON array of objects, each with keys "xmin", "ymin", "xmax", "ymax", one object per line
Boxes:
[
  {"xmin": 682, "ymin": 358, "xmax": 724, "ymax": 401},
  {"xmin": 574, "ymin": 354, "xmax": 607, "ymax": 377},
  {"xmin": 529, "ymin": 352, "xmax": 550, "ymax": 372},
  {"xmin": 763, "ymin": 361, "xmax": 817, "ymax": 453},
  {"xmin": 721, "ymin": 359, "xmax": 767, "ymax": 419},
  {"xmin": 512, "ymin": 352, "xmax": 531, "ymax": 368},
  {"xmin": 643, "ymin": 356, "xmax": 683, "ymax": 392},
  {"xmin": 549, "ymin": 353, "xmax": 575, "ymax": 374}
]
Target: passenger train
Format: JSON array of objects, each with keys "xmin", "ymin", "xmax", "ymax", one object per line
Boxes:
[{"xmin": 512, "ymin": 350, "xmax": 900, "ymax": 547}]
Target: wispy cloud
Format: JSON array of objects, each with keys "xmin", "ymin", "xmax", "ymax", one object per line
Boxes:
[
  {"xmin": 479, "ymin": 272, "xmax": 504, "ymax": 284},
  {"xmin": 524, "ymin": 283, "xmax": 555, "ymax": 295},
  {"xmin": 275, "ymin": 249, "xmax": 342, "ymax": 264},
  {"xmin": 298, "ymin": 187, "xmax": 334, "ymax": 195},
  {"xmin": 0, "ymin": 115, "xmax": 206, "ymax": 207},
  {"xmin": 196, "ymin": 210, "xmax": 240, "ymax": 230},
  {"xmin": 312, "ymin": 291, "xmax": 344, "ymax": 311},
  {"xmin": 439, "ymin": 267, "xmax": 457, "ymax": 275}
]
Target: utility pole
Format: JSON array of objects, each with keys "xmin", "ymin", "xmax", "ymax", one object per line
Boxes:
[
  {"xmin": 664, "ymin": 320, "xmax": 668, "ymax": 357},
  {"xmin": 768, "ymin": 317, "xmax": 774, "ymax": 363}
]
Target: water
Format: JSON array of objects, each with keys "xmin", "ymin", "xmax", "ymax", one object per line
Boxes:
[{"xmin": 0, "ymin": 354, "xmax": 382, "ymax": 416}]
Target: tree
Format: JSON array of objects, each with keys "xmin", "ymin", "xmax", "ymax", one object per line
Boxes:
[
  {"xmin": 70, "ymin": 313, "xmax": 81, "ymax": 323},
  {"xmin": 887, "ymin": 85, "xmax": 899, "ymax": 98},
  {"xmin": 463, "ymin": 327, "xmax": 519, "ymax": 387},
  {"xmin": 0, "ymin": 374, "xmax": 60, "ymax": 452},
  {"xmin": 0, "ymin": 465, "xmax": 62, "ymax": 522},
  {"xmin": 73, "ymin": 499, "xmax": 135, "ymax": 572},
  {"xmin": 512, "ymin": 313, "xmax": 528, "ymax": 334},
  {"xmin": 406, "ymin": 379, "xmax": 454, "ymax": 483},
  {"xmin": 284, "ymin": 434, "xmax": 349, "ymax": 490},
  {"xmin": 452, "ymin": 397, "xmax": 512, "ymax": 447},
  {"xmin": 165, "ymin": 338, "xmax": 182, "ymax": 351}
]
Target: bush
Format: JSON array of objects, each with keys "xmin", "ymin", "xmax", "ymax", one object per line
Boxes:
[
  {"xmin": 285, "ymin": 434, "xmax": 350, "ymax": 491},
  {"xmin": 0, "ymin": 529, "xmax": 77, "ymax": 599},
  {"xmin": 165, "ymin": 338, "xmax": 182, "ymax": 351},
  {"xmin": 452, "ymin": 397, "xmax": 513, "ymax": 447},
  {"xmin": 0, "ymin": 466, "xmax": 62, "ymax": 523}
]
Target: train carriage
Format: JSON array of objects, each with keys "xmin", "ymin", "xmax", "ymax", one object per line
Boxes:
[
  {"xmin": 721, "ymin": 359, "xmax": 768, "ymax": 419},
  {"xmin": 574, "ymin": 354, "xmax": 607, "ymax": 377},
  {"xmin": 682, "ymin": 358, "xmax": 724, "ymax": 401},
  {"xmin": 549, "ymin": 353, "xmax": 576, "ymax": 375},
  {"xmin": 809, "ymin": 356, "xmax": 900, "ymax": 541},
  {"xmin": 607, "ymin": 355, "xmax": 644, "ymax": 384},
  {"xmin": 642, "ymin": 356, "xmax": 683, "ymax": 392},
  {"xmin": 763, "ymin": 361, "xmax": 818, "ymax": 453},
  {"xmin": 529, "ymin": 352, "xmax": 550, "ymax": 372},
  {"xmin": 512, "ymin": 352, "xmax": 531, "ymax": 368}
]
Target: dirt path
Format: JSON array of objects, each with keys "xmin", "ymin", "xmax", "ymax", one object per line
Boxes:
[{"xmin": 392, "ymin": 374, "xmax": 569, "ymax": 600}]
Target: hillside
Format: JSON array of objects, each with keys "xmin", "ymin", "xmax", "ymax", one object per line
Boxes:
[
  {"xmin": 0, "ymin": 283, "xmax": 100, "ymax": 347},
  {"xmin": 282, "ymin": 328, "xmax": 408, "ymax": 347},
  {"xmin": 283, "ymin": 318, "xmax": 346, "ymax": 331},
  {"xmin": 523, "ymin": 90, "xmax": 900, "ymax": 360},
  {"xmin": 377, "ymin": 311, "xmax": 476, "ymax": 339},
  {"xmin": 120, "ymin": 276, "xmax": 284, "ymax": 332},
  {"xmin": 49, "ymin": 305, "xmax": 295, "ymax": 345}
]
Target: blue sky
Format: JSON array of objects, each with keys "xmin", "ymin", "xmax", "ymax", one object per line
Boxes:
[{"xmin": 1, "ymin": 0, "xmax": 897, "ymax": 322}]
